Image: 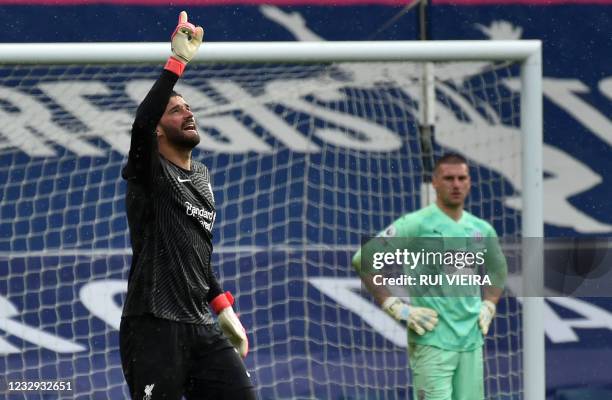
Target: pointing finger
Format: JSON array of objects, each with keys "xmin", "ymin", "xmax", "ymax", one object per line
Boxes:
[{"xmin": 178, "ymin": 10, "xmax": 188, "ymax": 24}]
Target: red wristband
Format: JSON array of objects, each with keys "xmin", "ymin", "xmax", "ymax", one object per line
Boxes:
[
  {"xmin": 164, "ymin": 57, "xmax": 186, "ymax": 77},
  {"xmin": 210, "ymin": 291, "xmax": 234, "ymax": 314}
]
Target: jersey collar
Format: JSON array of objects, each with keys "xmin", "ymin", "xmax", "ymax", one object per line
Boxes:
[{"xmin": 431, "ymin": 202, "xmax": 466, "ymax": 224}]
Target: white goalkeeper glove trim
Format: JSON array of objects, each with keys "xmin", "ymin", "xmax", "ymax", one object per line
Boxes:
[
  {"xmin": 382, "ymin": 296, "xmax": 439, "ymax": 336},
  {"xmin": 479, "ymin": 299, "xmax": 496, "ymax": 336}
]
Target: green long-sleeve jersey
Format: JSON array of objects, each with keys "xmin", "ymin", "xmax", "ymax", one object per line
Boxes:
[{"xmin": 353, "ymin": 203, "xmax": 507, "ymax": 351}]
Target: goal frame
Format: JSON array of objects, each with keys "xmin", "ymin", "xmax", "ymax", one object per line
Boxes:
[{"xmin": 0, "ymin": 40, "xmax": 544, "ymax": 399}]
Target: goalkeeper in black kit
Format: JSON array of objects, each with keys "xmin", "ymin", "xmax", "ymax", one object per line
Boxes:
[{"xmin": 119, "ymin": 11, "xmax": 255, "ymax": 400}]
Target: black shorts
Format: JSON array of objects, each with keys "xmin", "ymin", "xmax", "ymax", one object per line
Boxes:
[{"xmin": 120, "ymin": 314, "xmax": 255, "ymax": 400}]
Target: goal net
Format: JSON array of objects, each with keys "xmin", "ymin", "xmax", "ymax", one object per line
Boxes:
[{"xmin": 0, "ymin": 42, "xmax": 541, "ymax": 399}]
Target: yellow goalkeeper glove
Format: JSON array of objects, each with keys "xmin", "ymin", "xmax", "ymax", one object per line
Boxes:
[
  {"xmin": 210, "ymin": 292, "xmax": 249, "ymax": 358},
  {"xmin": 382, "ymin": 296, "xmax": 438, "ymax": 336},
  {"xmin": 479, "ymin": 299, "xmax": 496, "ymax": 335},
  {"xmin": 164, "ymin": 11, "xmax": 204, "ymax": 76}
]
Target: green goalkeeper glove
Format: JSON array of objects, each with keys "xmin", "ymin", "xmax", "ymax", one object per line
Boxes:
[
  {"xmin": 210, "ymin": 292, "xmax": 249, "ymax": 358},
  {"xmin": 382, "ymin": 297, "xmax": 438, "ymax": 336},
  {"xmin": 479, "ymin": 299, "xmax": 496, "ymax": 335},
  {"xmin": 164, "ymin": 11, "xmax": 204, "ymax": 76}
]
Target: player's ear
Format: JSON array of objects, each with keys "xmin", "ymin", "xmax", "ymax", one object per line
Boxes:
[{"xmin": 431, "ymin": 172, "xmax": 439, "ymax": 188}]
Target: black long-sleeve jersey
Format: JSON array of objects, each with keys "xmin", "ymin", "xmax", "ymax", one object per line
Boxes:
[{"xmin": 121, "ymin": 69, "xmax": 221, "ymax": 324}]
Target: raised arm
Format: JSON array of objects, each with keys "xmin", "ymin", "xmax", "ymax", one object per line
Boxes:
[{"xmin": 122, "ymin": 11, "xmax": 203, "ymax": 184}]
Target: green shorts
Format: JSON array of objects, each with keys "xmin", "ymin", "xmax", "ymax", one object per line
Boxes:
[{"xmin": 408, "ymin": 344, "xmax": 484, "ymax": 400}]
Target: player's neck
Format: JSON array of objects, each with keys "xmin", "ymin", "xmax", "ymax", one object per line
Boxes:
[
  {"xmin": 159, "ymin": 145, "xmax": 192, "ymax": 171},
  {"xmin": 435, "ymin": 199, "xmax": 463, "ymax": 222}
]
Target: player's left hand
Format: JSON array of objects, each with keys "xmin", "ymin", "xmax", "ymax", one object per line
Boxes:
[
  {"xmin": 479, "ymin": 299, "xmax": 496, "ymax": 335},
  {"xmin": 211, "ymin": 292, "xmax": 249, "ymax": 358}
]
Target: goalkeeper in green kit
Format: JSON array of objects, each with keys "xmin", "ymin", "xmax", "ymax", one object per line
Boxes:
[{"xmin": 352, "ymin": 153, "xmax": 508, "ymax": 400}]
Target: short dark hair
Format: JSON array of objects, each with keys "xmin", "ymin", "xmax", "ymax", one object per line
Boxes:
[
  {"xmin": 170, "ymin": 90, "xmax": 182, "ymax": 98},
  {"xmin": 434, "ymin": 153, "xmax": 468, "ymax": 173}
]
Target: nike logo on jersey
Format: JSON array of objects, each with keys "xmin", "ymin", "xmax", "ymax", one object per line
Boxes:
[{"xmin": 177, "ymin": 177, "xmax": 191, "ymax": 183}]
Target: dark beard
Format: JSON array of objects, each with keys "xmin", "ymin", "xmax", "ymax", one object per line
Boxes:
[{"xmin": 165, "ymin": 127, "xmax": 200, "ymax": 150}]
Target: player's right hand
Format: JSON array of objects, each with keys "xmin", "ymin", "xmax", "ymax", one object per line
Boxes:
[
  {"xmin": 382, "ymin": 296, "xmax": 438, "ymax": 336},
  {"xmin": 170, "ymin": 11, "xmax": 204, "ymax": 64}
]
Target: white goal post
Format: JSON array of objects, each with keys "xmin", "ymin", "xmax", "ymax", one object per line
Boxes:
[{"xmin": 0, "ymin": 40, "xmax": 543, "ymax": 399}]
